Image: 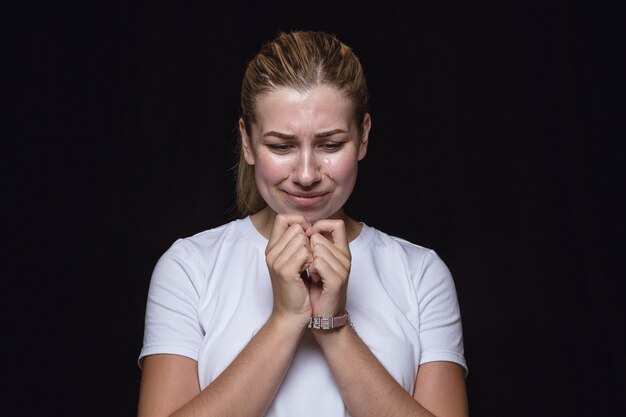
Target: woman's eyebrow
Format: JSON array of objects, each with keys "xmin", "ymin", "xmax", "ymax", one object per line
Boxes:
[
  {"xmin": 262, "ymin": 129, "xmax": 348, "ymax": 139},
  {"xmin": 314, "ymin": 129, "xmax": 348, "ymax": 138},
  {"xmin": 262, "ymin": 131, "xmax": 295, "ymax": 139}
]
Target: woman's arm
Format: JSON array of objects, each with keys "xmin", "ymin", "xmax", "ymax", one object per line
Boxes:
[
  {"xmin": 313, "ymin": 326, "xmax": 468, "ymax": 417},
  {"xmin": 137, "ymin": 313, "xmax": 306, "ymax": 417},
  {"xmin": 305, "ymin": 218, "xmax": 467, "ymax": 417},
  {"xmin": 307, "ymin": 220, "xmax": 468, "ymax": 417},
  {"xmin": 138, "ymin": 214, "xmax": 315, "ymax": 417},
  {"xmin": 414, "ymin": 360, "xmax": 468, "ymax": 417}
]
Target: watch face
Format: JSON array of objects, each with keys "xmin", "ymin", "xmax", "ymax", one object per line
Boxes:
[
  {"xmin": 307, "ymin": 313, "xmax": 350, "ymax": 330},
  {"xmin": 321, "ymin": 317, "xmax": 333, "ymax": 329}
]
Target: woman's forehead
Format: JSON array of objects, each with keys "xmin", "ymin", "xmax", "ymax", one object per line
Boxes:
[{"xmin": 252, "ymin": 85, "xmax": 356, "ymax": 134}]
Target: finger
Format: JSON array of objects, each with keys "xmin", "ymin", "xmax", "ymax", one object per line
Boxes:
[
  {"xmin": 310, "ymin": 233, "xmax": 351, "ymax": 265},
  {"xmin": 307, "ymin": 219, "xmax": 349, "ymax": 249},
  {"xmin": 308, "ymin": 258, "xmax": 348, "ymax": 318},
  {"xmin": 267, "ymin": 223, "xmax": 309, "ymax": 261},
  {"xmin": 267, "ymin": 214, "xmax": 312, "ymax": 250},
  {"xmin": 310, "ymin": 242, "xmax": 350, "ymax": 282},
  {"xmin": 310, "ymin": 257, "xmax": 342, "ymax": 290},
  {"xmin": 271, "ymin": 231, "xmax": 314, "ymax": 276},
  {"xmin": 308, "ymin": 270, "xmax": 322, "ymax": 284},
  {"xmin": 300, "ymin": 270, "xmax": 312, "ymax": 292},
  {"xmin": 267, "ymin": 217, "xmax": 312, "ymax": 260}
]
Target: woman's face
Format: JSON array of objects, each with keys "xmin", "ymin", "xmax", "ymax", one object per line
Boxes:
[{"xmin": 240, "ymin": 85, "xmax": 370, "ymax": 224}]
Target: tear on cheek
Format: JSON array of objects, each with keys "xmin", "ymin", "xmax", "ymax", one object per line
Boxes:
[{"xmin": 323, "ymin": 158, "xmax": 334, "ymax": 178}]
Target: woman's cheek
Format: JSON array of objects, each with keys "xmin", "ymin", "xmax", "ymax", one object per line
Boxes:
[
  {"xmin": 323, "ymin": 153, "xmax": 358, "ymax": 183},
  {"xmin": 257, "ymin": 154, "xmax": 293, "ymax": 183}
]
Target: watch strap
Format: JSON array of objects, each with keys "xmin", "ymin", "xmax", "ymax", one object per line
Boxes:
[{"xmin": 307, "ymin": 312, "xmax": 351, "ymax": 330}]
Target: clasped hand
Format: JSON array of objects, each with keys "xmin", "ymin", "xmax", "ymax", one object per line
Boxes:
[{"xmin": 265, "ymin": 214, "xmax": 352, "ymax": 326}]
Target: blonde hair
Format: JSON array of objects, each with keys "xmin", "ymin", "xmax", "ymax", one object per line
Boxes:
[{"xmin": 235, "ymin": 30, "xmax": 369, "ymax": 217}]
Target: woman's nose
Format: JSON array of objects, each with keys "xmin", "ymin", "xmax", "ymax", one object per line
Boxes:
[{"xmin": 293, "ymin": 150, "xmax": 321, "ymax": 186}]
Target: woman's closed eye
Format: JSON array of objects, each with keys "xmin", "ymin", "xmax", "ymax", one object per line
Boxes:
[
  {"xmin": 266, "ymin": 144, "xmax": 293, "ymax": 154},
  {"xmin": 265, "ymin": 142, "xmax": 344, "ymax": 154},
  {"xmin": 320, "ymin": 142, "xmax": 344, "ymax": 152}
]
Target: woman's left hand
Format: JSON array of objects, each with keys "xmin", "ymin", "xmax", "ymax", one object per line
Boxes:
[{"xmin": 305, "ymin": 219, "xmax": 352, "ymax": 317}]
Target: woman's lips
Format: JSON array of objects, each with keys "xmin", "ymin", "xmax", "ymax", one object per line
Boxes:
[{"xmin": 284, "ymin": 192, "xmax": 328, "ymax": 208}]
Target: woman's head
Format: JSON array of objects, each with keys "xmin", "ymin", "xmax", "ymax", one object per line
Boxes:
[{"xmin": 236, "ymin": 31, "xmax": 369, "ymax": 217}]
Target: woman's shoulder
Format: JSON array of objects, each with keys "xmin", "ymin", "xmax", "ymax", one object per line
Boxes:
[
  {"xmin": 362, "ymin": 223, "xmax": 438, "ymax": 259},
  {"xmin": 147, "ymin": 218, "xmax": 258, "ymax": 295},
  {"xmin": 360, "ymin": 224, "xmax": 456, "ymax": 290},
  {"xmin": 161, "ymin": 217, "xmax": 253, "ymax": 261},
  {"xmin": 360, "ymin": 223, "xmax": 452, "ymax": 276}
]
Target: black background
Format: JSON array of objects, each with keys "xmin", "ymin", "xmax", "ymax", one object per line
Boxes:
[{"xmin": 7, "ymin": 1, "xmax": 625, "ymax": 416}]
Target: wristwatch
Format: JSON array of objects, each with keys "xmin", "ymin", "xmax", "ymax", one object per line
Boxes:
[{"xmin": 307, "ymin": 312, "xmax": 352, "ymax": 330}]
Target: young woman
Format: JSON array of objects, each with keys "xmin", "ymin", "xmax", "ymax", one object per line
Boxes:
[{"xmin": 137, "ymin": 30, "xmax": 468, "ymax": 417}]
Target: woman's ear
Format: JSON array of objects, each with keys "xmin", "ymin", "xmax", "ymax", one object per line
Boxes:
[
  {"xmin": 239, "ymin": 118, "xmax": 256, "ymax": 165},
  {"xmin": 358, "ymin": 113, "xmax": 371, "ymax": 161}
]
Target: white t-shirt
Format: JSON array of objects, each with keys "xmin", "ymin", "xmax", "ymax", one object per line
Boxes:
[{"xmin": 139, "ymin": 217, "xmax": 467, "ymax": 416}]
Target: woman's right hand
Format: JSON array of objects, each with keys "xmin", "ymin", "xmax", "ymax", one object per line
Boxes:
[{"xmin": 265, "ymin": 214, "xmax": 314, "ymax": 325}]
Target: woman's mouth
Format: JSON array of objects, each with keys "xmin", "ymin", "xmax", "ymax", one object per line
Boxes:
[{"xmin": 284, "ymin": 192, "xmax": 328, "ymax": 208}]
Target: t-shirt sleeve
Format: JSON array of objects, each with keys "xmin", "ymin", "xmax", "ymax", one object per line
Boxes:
[
  {"xmin": 137, "ymin": 239, "xmax": 204, "ymax": 369},
  {"xmin": 415, "ymin": 249, "xmax": 467, "ymax": 375}
]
